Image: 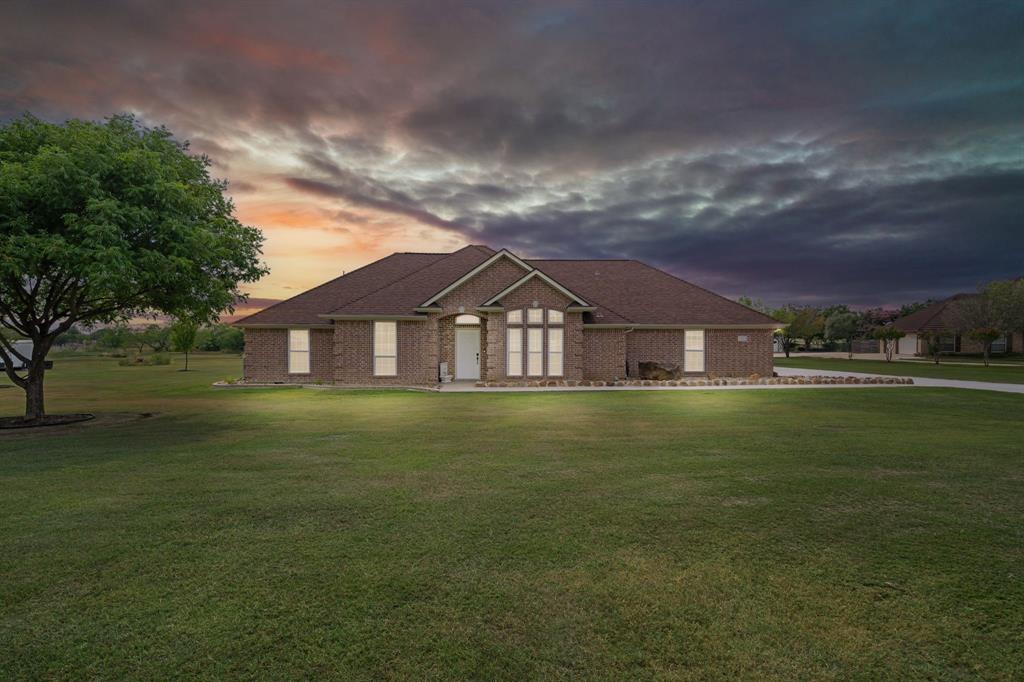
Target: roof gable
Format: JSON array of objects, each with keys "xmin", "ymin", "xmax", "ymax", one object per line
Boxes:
[
  {"xmin": 482, "ymin": 269, "xmax": 590, "ymax": 307},
  {"xmin": 420, "ymin": 249, "xmax": 532, "ymax": 306}
]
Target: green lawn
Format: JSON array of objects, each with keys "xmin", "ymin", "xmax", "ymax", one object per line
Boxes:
[
  {"xmin": 2, "ymin": 356, "xmax": 1023, "ymax": 679},
  {"xmin": 776, "ymin": 356, "xmax": 1024, "ymax": 384}
]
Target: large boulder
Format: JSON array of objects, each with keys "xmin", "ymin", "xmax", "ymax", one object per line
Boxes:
[{"xmin": 638, "ymin": 361, "xmax": 682, "ymax": 380}]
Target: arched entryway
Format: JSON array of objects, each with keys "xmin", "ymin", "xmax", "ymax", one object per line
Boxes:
[{"xmin": 453, "ymin": 314, "xmax": 481, "ymax": 380}]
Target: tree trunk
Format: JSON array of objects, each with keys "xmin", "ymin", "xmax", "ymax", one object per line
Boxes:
[
  {"xmin": 24, "ymin": 370, "xmax": 45, "ymax": 421},
  {"xmin": 184, "ymin": 351, "xmax": 190, "ymax": 371},
  {"xmin": 784, "ymin": 341, "xmax": 791, "ymax": 358},
  {"xmin": 983, "ymin": 344, "xmax": 990, "ymax": 367}
]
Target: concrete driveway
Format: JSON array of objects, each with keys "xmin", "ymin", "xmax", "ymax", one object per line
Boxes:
[{"xmin": 774, "ymin": 367, "xmax": 1024, "ymax": 394}]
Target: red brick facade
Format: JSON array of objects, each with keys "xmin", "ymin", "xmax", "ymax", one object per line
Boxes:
[
  {"xmin": 707, "ymin": 329, "xmax": 774, "ymax": 377},
  {"xmin": 241, "ymin": 256, "xmax": 775, "ymax": 385},
  {"xmin": 582, "ymin": 328, "xmax": 626, "ymax": 381},
  {"xmin": 243, "ymin": 328, "xmax": 334, "ymax": 383}
]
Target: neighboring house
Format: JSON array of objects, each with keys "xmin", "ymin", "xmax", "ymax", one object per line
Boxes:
[
  {"xmin": 890, "ymin": 294, "xmax": 1021, "ymax": 355},
  {"xmin": 234, "ymin": 246, "xmax": 779, "ymax": 385}
]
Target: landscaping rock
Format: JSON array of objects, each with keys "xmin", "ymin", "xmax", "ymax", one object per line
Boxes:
[{"xmin": 638, "ymin": 361, "xmax": 682, "ymax": 380}]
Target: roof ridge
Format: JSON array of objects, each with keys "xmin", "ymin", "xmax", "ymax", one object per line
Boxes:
[
  {"xmin": 327, "ymin": 245, "xmax": 483, "ymax": 314},
  {"xmin": 630, "ymin": 260, "xmax": 779, "ymax": 325},
  {"xmin": 527, "ymin": 258, "xmax": 635, "ymax": 262},
  {"xmin": 233, "ymin": 252, "xmax": 417, "ymax": 325}
]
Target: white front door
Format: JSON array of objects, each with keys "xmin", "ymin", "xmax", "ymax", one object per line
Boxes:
[
  {"xmin": 455, "ymin": 328, "xmax": 480, "ymax": 380},
  {"xmin": 898, "ymin": 333, "xmax": 917, "ymax": 355}
]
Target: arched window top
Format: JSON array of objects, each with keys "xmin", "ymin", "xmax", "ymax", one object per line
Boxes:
[{"xmin": 454, "ymin": 314, "xmax": 480, "ymax": 325}]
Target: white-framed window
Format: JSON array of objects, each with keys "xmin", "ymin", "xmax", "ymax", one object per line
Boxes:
[
  {"xmin": 527, "ymin": 327, "xmax": 544, "ymax": 376},
  {"xmin": 373, "ymin": 321, "xmax": 397, "ymax": 376},
  {"xmin": 527, "ymin": 307, "xmax": 544, "ymax": 324},
  {"xmin": 288, "ymin": 328, "xmax": 310, "ymax": 374},
  {"xmin": 684, "ymin": 329, "xmax": 705, "ymax": 372},
  {"xmin": 547, "ymin": 309, "xmax": 564, "ymax": 324},
  {"xmin": 507, "ymin": 309, "xmax": 522, "ymax": 324},
  {"xmin": 992, "ymin": 335, "xmax": 1008, "ymax": 353},
  {"xmin": 547, "ymin": 327, "xmax": 563, "ymax": 376},
  {"xmin": 507, "ymin": 326, "xmax": 523, "ymax": 376}
]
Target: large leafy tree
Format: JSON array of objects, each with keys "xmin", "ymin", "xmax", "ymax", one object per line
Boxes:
[
  {"xmin": 0, "ymin": 114, "xmax": 266, "ymax": 421},
  {"xmin": 787, "ymin": 307, "xmax": 825, "ymax": 351},
  {"xmin": 985, "ymin": 279, "xmax": 1024, "ymax": 349},
  {"xmin": 824, "ymin": 311, "xmax": 862, "ymax": 359},
  {"xmin": 947, "ymin": 292, "xmax": 1002, "ymax": 366}
]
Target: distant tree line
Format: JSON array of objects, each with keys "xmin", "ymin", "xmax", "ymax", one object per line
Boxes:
[
  {"xmin": 738, "ymin": 277, "xmax": 1024, "ymax": 365},
  {"xmin": 43, "ymin": 322, "xmax": 245, "ymax": 355}
]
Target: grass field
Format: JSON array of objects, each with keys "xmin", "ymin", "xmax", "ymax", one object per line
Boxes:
[
  {"xmin": 775, "ymin": 356, "xmax": 1024, "ymax": 384},
  {"xmin": 2, "ymin": 355, "xmax": 1023, "ymax": 679}
]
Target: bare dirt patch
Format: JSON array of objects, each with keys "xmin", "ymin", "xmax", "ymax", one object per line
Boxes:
[{"xmin": 0, "ymin": 412, "xmax": 156, "ymax": 434}]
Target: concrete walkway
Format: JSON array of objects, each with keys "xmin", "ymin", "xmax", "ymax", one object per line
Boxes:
[{"xmin": 774, "ymin": 367, "xmax": 1024, "ymax": 395}]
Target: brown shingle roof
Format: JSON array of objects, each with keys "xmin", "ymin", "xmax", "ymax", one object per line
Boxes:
[
  {"xmin": 233, "ymin": 252, "xmax": 448, "ymax": 325},
  {"xmin": 528, "ymin": 259, "xmax": 779, "ymax": 326},
  {"xmin": 891, "ymin": 294, "xmax": 974, "ymax": 332},
  {"xmin": 237, "ymin": 247, "xmax": 780, "ymax": 326},
  {"xmin": 328, "ymin": 245, "xmax": 497, "ymax": 316}
]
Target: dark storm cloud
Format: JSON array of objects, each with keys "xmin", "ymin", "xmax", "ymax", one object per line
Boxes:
[{"xmin": 2, "ymin": 0, "xmax": 1023, "ymax": 305}]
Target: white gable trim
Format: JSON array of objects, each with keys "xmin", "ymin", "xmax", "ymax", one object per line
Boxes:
[
  {"xmin": 482, "ymin": 270, "xmax": 590, "ymax": 307},
  {"xmin": 420, "ymin": 249, "xmax": 533, "ymax": 307}
]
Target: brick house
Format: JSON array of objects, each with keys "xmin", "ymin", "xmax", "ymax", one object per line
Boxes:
[
  {"xmin": 234, "ymin": 246, "xmax": 779, "ymax": 385},
  {"xmin": 890, "ymin": 294, "xmax": 1023, "ymax": 356}
]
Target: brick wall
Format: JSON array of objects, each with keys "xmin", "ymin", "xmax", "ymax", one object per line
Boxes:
[
  {"xmin": 582, "ymin": 328, "xmax": 626, "ymax": 380},
  {"xmin": 626, "ymin": 330, "xmax": 685, "ymax": 377},
  {"xmin": 706, "ymin": 328, "xmax": 773, "ymax": 377},
  {"xmin": 435, "ymin": 257, "xmax": 526, "ymax": 315},
  {"xmin": 332, "ymin": 318, "xmax": 438, "ymax": 385},
  {"xmin": 243, "ymin": 328, "xmax": 333, "ymax": 383},
  {"xmin": 624, "ymin": 327, "xmax": 773, "ymax": 378}
]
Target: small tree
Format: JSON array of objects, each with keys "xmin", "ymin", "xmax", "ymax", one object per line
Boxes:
[
  {"xmin": 825, "ymin": 312, "xmax": 861, "ymax": 359},
  {"xmin": 966, "ymin": 328, "xmax": 1003, "ymax": 367},
  {"xmin": 788, "ymin": 308, "xmax": 825, "ymax": 351},
  {"xmin": 872, "ymin": 327, "xmax": 905, "ymax": 362},
  {"xmin": 986, "ymin": 279, "xmax": 1024, "ymax": 351},
  {"xmin": 919, "ymin": 331, "xmax": 943, "ymax": 364},
  {"xmin": 93, "ymin": 323, "xmax": 132, "ymax": 351},
  {"xmin": 948, "ymin": 292, "xmax": 1002, "ymax": 365},
  {"xmin": 0, "ymin": 114, "xmax": 266, "ymax": 422},
  {"xmin": 141, "ymin": 324, "xmax": 172, "ymax": 353},
  {"xmin": 170, "ymin": 319, "xmax": 199, "ymax": 371},
  {"xmin": 771, "ymin": 307, "xmax": 797, "ymax": 357}
]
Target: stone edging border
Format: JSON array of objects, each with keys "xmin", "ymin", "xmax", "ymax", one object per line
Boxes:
[
  {"xmin": 473, "ymin": 375, "xmax": 915, "ymax": 388},
  {"xmin": 213, "ymin": 375, "xmax": 914, "ymax": 390}
]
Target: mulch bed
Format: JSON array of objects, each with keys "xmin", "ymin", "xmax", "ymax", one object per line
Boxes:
[{"xmin": 0, "ymin": 413, "xmax": 96, "ymax": 429}]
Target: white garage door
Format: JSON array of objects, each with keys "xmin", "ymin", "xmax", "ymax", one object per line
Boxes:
[{"xmin": 898, "ymin": 334, "xmax": 917, "ymax": 355}]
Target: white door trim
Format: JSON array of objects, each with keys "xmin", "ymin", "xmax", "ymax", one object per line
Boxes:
[{"xmin": 455, "ymin": 328, "xmax": 481, "ymax": 380}]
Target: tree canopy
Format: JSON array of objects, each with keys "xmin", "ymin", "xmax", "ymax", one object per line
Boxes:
[{"xmin": 0, "ymin": 114, "xmax": 267, "ymax": 421}]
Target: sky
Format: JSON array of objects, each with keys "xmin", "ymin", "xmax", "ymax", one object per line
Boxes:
[{"xmin": 2, "ymin": 0, "xmax": 1022, "ymax": 311}]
